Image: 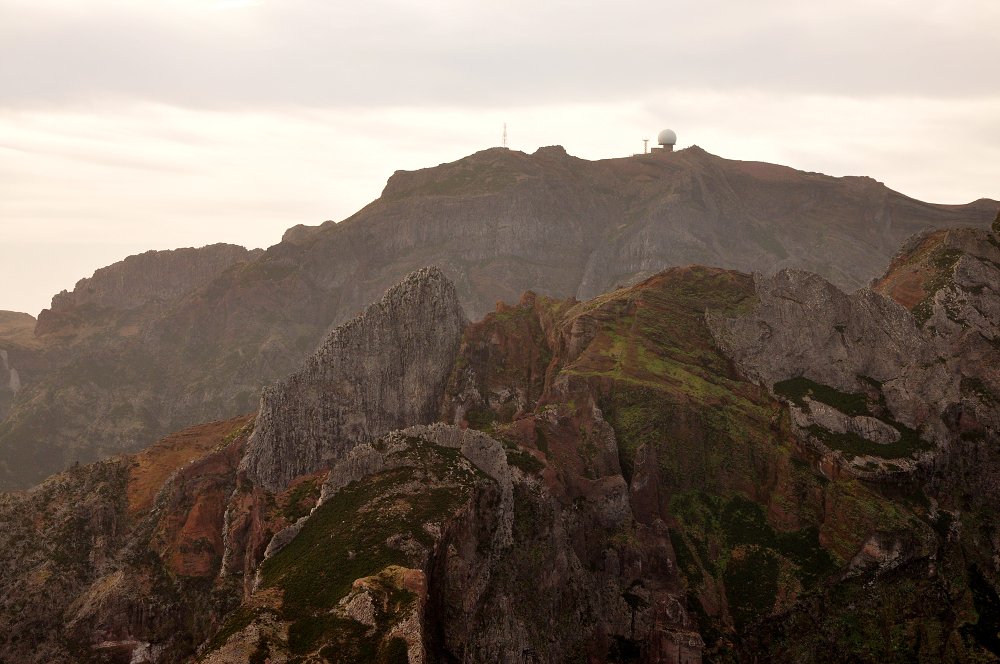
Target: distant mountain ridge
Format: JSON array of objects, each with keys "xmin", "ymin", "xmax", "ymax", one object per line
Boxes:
[{"xmin": 0, "ymin": 145, "xmax": 994, "ymax": 490}]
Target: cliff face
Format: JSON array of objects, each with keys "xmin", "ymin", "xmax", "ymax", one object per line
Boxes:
[
  {"xmin": 709, "ymin": 225, "xmax": 1000, "ymax": 478},
  {"xmin": 1, "ymin": 148, "xmax": 995, "ymax": 491},
  {"xmin": 0, "ymin": 312, "xmax": 37, "ymax": 425},
  {"xmin": 0, "ymin": 416, "xmax": 254, "ymax": 664},
  {"xmin": 0, "ymin": 244, "xmax": 262, "ymax": 489},
  {"xmin": 278, "ymin": 145, "xmax": 996, "ymax": 323},
  {"xmin": 240, "ymin": 267, "xmax": 467, "ymax": 490},
  {"xmin": 705, "ymin": 226, "xmax": 1000, "ymax": 660}
]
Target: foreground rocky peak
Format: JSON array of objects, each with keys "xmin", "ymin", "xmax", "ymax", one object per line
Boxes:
[{"xmin": 239, "ymin": 267, "xmax": 467, "ymax": 490}]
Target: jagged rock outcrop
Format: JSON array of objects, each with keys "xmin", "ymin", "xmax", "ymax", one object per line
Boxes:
[
  {"xmin": 239, "ymin": 267, "xmax": 467, "ymax": 490},
  {"xmin": 709, "ymin": 268, "xmax": 927, "ymax": 391},
  {"xmin": 709, "ymin": 226, "xmax": 1000, "ymax": 475},
  {"xmin": 210, "ymin": 427, "xmax": 505, "ymax": 663}
]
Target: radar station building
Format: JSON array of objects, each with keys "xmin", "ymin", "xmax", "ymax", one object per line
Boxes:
[
  {"xmin": 651, "ymin": 129, "xmax": 676, "ymax": 153},
  {"xmin": 635, "ymin": 129, "xmax": 677, "ymax": 157}
]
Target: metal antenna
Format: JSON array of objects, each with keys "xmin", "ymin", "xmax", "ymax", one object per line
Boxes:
[
  {"xmin": 502, "ymin": 123, "xmax": 508, "ymax": 148},
  {"xmin": 643, "ymin": 138, "xmax": 649, "ymax": 154}
]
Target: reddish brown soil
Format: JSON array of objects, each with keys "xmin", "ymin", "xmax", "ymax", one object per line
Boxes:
[{"xmin": 127, "ymin": 415, "xmax": 253, "ymax": 515}]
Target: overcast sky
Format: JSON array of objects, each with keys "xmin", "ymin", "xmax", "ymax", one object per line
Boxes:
[{"xmin": 2, "ymin": 0, "xmax": 999, "ymax": 316}]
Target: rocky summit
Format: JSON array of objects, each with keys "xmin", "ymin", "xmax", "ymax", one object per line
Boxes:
[
  {"xmin": 241, "ymin": 267, "xmax": 467, "ymax": 490},
  {"xmin": 1, "ymin": 217, "xmax": 998, "ymax": 662},
  {"xmin": 0, "ymin": 147, "xmax": 995, "ymax": 491}
]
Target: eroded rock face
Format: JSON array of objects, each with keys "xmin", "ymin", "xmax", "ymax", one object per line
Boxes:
[
  {"xmin": 709, "ymin": 268, "xmax": 927, "ymax": 395},
  {"xmin": 709, "ymin": 227, "xmax": 1000, "ymax": 457},
  {"xmin": 705, "ymin": 228, "xmax": 1000, "ymax": 655},
  {"xmin": 3, "ymin": 232, "xmax": 1000, "ymax": 662},
  {"xmin": 0, "ymin": 244, "xmax": 264, "ymax": 491},
  {"xmin": 0, "ymin": 417, "xmax": 254, "ymax": 663},
  {"xmin": 239, "ymin": 267, "xmax": 467, "ymax": 490}
]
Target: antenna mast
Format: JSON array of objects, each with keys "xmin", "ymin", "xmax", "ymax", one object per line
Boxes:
[
  {"xmin": 643, "ymin": 138, "xmax": 649, "ymax": 154},
  {"xmin": 502, "ymin": 123, "xmax": 508, "ymax": 148}
]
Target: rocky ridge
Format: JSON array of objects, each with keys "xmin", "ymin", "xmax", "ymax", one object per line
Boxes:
[
  {"xmin": 0, "ymin": 415, "xmax": 255, "ymax": 663},
  {"xmin": 0, "ymin": 244, "xmax": 264, "ymax": 488},
  {"xmin": 1, "ymin": 146, "xmax": 996, "ymax": 491}
]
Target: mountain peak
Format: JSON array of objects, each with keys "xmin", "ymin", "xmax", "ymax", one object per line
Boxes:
[{"xmin": 239, "ymin": 266, "xmax": 467, "ymax": 490}]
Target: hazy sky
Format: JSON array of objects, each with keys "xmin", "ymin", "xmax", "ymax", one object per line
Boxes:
[{"xmin": 2, "ymin": 0, "xmax": 999, "ymax": 316}]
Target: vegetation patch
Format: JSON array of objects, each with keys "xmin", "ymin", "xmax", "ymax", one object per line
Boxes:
[
  {"xmin": 259, "ymin": 440, "xmax": 481, "ymax": 655},
  {"xmin": 601, "ymin": 382, "xmax": 778, "ymax": 495},
  {"xmin": 961, "ymin": 376, "xmax": 996, "ymax": 403},
  {"xmin": 205, "ymin": 606, "xmax": 276, "ymax": 653},
  {"xmin": 806, "ymin": 422, "xmax": 926, "ymax": 460},
  {"xmin": 963, "ymin": 566, "xmax": 1000, "ymax": 656},
  {"xmin": 724, "ymin": 544, "xmax": 781, "ymax": 629},
  {"xmin": 669, "ymin": 492, "xmax": 836, "ymax": 632},
  {"xmin": 774, "ymin": 376, "xmax": 870, "ymax": 416},
  {"xmin": 281, "ymin": 477, "xmax": 321, "ymax": 522},
  {"xmin": 775, "ymin": 376, "xmax": 931, "ymax": 459},
  {"xmin": 668, "ymin": 530, "xmax": 704, "ymax": 586},
  {"xmin": 504, "ymin": 446, "xmax": 544, "ymax": 474},
  {"xmin": 750, "ymin": 557, "xmax": 996, "ymax": 662},
  {"xmin": 464, "ymin": 406, "xmax": 497, "ymax": 431}
]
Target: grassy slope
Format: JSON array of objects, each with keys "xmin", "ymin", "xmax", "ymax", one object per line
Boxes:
[{"xmin": 208, "ymin": 438, "xmax": 485, "ymax": 663}]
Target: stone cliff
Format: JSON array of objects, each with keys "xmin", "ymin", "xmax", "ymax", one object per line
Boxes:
[
  {"xmin": 0, "ymin": 312, "xmax": 32, "ymax": 424},
  {"xmin": 0, "ymin": 242, "xmax": 265, "ymax": 489},
  {"xmin": 709, "ymin": 225, "xmax": 1000, "ymax": 478},
  {"xmin": 240, "ymin": 267, "xmax": 467, "ymax": 490}
]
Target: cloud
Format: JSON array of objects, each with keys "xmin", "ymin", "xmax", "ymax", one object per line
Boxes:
[
  {"xmin": 210, "ymin": 0, "xmax": 264, "ymax": 10},
  {"xmin": 1, "ymin": 0, "xmax": 998, "ymax": 109}
]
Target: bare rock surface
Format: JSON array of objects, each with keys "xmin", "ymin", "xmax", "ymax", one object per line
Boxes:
[
  {"xmin": 709, "ymin": 268, "xmax": 927, "ymax": 394},
  {"xmin": 710, "ymin": 226, "xmax": 1000, "ymax": 484},
  {"xmin": 239, "ymin": 267, "xmax": 467, "ymax": 490},
  {"xmin": 2, "ymin": 248, "xmax": 1000, "ymax": 662}
]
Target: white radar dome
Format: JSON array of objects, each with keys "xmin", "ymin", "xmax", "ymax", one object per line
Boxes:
[{"xmin": 657, "ymin": 129, "xmax": 677, "ymax": 146}]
